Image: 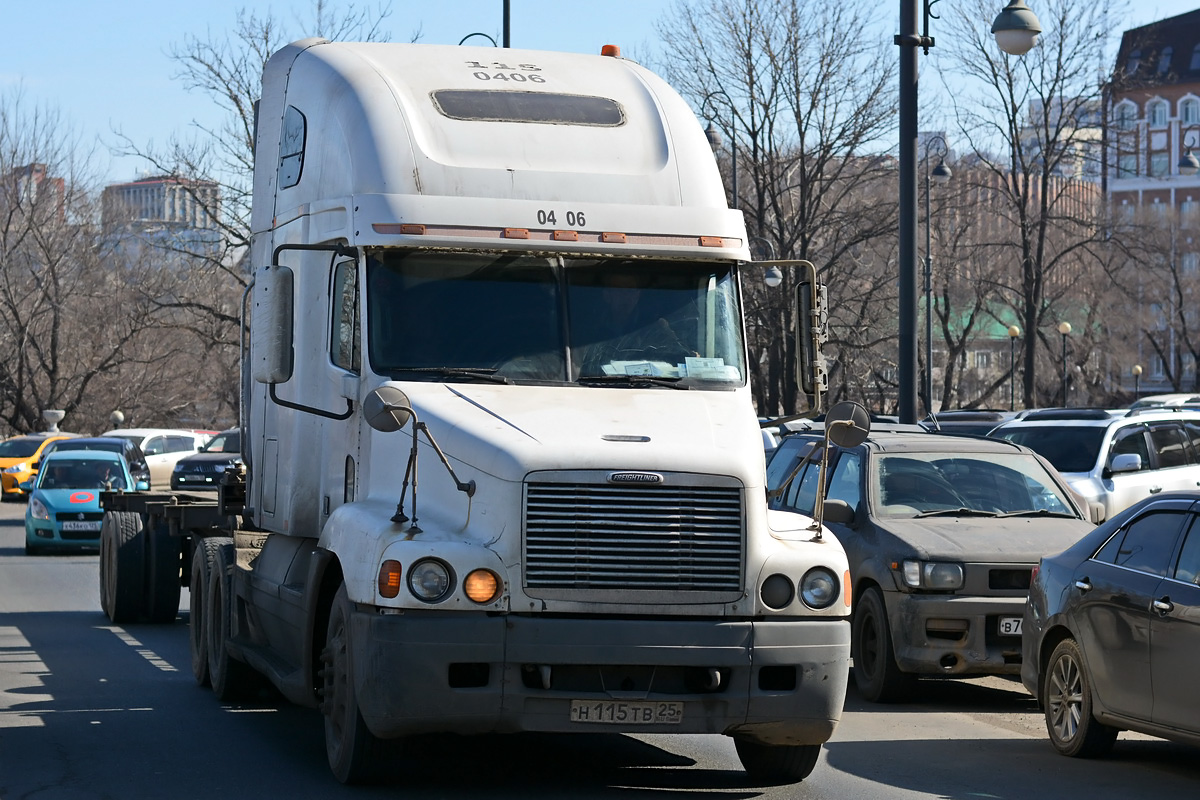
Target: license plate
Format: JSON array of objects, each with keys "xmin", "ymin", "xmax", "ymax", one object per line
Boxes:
[
  {"xmin": 569, "ymin": 700, "xmax": 683, "ymax": 725},
  {"xmin": 998, "ymin": 616, "xmax": 1023, "ymax": 636},
  {"xmin": 61, "ymin": 521, "xmax": 101, "ymax": 532}
]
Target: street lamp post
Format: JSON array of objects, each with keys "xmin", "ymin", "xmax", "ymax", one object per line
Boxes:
[
  {"xmin": 702, "ymin": 90, "xmax": 738, "ymax": 210},
  {"xmin": 923, "ymin": 135, "xmax": 952, "ymax": 414},
  {"xmin": 1058, "ymin": 321, "xmax": 1072, "ymax": 405},
  {"xmin": 1008, "ymin": 325, "xmax": 1020, "ymax": 410},
  {"xmin": 1132, "ymin": 363, "xmax": 1143, "ymax": 399},
  {"xmin": 895, "ymin": 0, "xmax": 1041, "ymax": 423}
]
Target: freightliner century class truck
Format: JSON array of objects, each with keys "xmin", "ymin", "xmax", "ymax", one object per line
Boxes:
[{"xmin": 98, "ymin": 38, "xmax": 852, "ymax": 785}]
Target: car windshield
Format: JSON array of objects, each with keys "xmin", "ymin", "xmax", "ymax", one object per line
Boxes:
[
  {"xmin": 0, "ymin": 438, "xmax": 44, "ymax": 458},
  {"xmin": 52, "ymin": 440, "xmax": 119, "ymax": 454},
  {"xmin": 992, "ymin": 427, "xmax": 1105, "ymax": 473},
  {"xmin": 366, "ymin": 251, "xmax": 745, "ymax": 387},
  {"xmin": 872, "ymin": 452, "xmax": 1076, "ymax": 519},
  {"xmin": 38, "ymin": 461, "xmax": 126, "ymax": 490},
  {"xmin": 203, "ymin": 432, "xmax": 240, "ymax": 453}
]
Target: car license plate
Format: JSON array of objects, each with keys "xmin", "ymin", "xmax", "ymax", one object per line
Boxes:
[
  {"xmin": 998, "ymin": 616, "xmax": 1022, "ymax": 636},
  {"xmin": 61, "ymin": 521, "xmax": 101, "ymax": 532},
  {"xmin": 569, "ymin": 700, "xmax": 683, "ymax": 725}
]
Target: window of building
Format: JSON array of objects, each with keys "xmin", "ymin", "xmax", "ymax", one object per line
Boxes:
[
  {"xmin": 1127, "ymin": 49, "xmax": 1142, "ymax": 75},
  {"xmin": 1117, "ymin": 152, "xmax": 1138, "ymax": 178},
  {"xmin": 975, "ymin": 351, "xmax": 991, "ymax": 370},
  {"xmin": 1184, "ymin": 98, "xmax": 1200, "ymax": 125},
  {"xmin": 1192, "ymin": 43, "xmax": 1200, "ymax": 71},
  {"xmin": 1149, "ymin": 99, "xmax": 1169, "ymax": 128},
  {"xmin": 1184, "ymin": 252, "xmax": 1200, "ymax": 274},
  {"xmin": 1159, "ymin": 46, "xmax": 1174, "ymax": 75},
  {"xmin": 1114, "ymin": 102, "xmax": 1137, "ymax": 131},
  {"xmin": 1151, "ymin": 151, "xmax": 1170, "ymax": 177}
]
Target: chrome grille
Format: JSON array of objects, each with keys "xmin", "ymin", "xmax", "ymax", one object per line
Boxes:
[{"xmin": 524, "ymin": 479, "xmax": 743, "ymax": 592}]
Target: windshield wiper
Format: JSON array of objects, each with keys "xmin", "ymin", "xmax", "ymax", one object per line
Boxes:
[
  {"xmin": 915, "ymin": 508, "xmax": 1000, "ymax": 518},
  {"xmin": 389, "ymin": 367, "xmax": 513, "ymax": 384},
  {"xmin": 578, "ymin": 374, "xmax": 690, "ymax": 389},
  {"xmin": 996, "ymin": 509, "xmax": 1078, "ymax": 518}
]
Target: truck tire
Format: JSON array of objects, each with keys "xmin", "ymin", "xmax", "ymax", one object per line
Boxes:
[
  {"xmin": 206, "ymin": 539, "xmax": 259, "ymax": 701},
  {"xmin": 99, "ymin": 511, "xmax": 146, "ymax": 624},
  {"xmin": 851, "ymin": 586, "xmax": 915, "ymax": 703},
  {"xmin": 734, "ymin": 739, "xmax": 821, "ymax": 784},
  {"xmin": 322, "ymin": 583, "xmax": 390, "ymax": 784},
  {"xmin": 189, "ymin": 538, "xmax": 221, "ymax": 687},
  {"xmin": 144, "ymin": 515, "xmax": 183, "ymax": 623}
]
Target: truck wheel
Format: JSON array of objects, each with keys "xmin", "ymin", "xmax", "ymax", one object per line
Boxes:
[
  {"xmin": 734, "ymin": 739, "xmax": 821, "ymax": 784},
  {"xmin": 1043, "ymin": 638, "xmax": 1118, "ymax": 757},
  {"xmin": 189, "ymin": 538, "xmax": 221, "ymax": 686},
  {"xmin": 144, "ymin": 515, "xmax": 183, "ymax": 623},
  {"xmin": 206, "ymin": 539, "xmax": 259, "ymax": 701},
  {"xmin": 851, "ymin": 586, "xmax": 915, "ymax": 703},
  {"xmin": 322, "ymin": 583, "xmax": 390, "ymax": 784},
  {"xmin": 99, "ymin": 511, "xmax": 146, "ymax": 624}
]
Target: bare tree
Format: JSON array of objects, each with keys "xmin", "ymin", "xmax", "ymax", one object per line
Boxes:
[
  {"xmin": 939, "ymin": 0, "xmax": 1122, "ymax": 409},
  {"xmin": 654, "ymin": 0, "xmax": 896, "ymax": 415}
]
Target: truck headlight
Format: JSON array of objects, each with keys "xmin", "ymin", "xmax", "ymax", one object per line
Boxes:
[
  {"xmin": 901, "ymin": 560, "xmax": 963, "ymax": 590},
  {"xmin": 799, "ymin": 567, "xmax": 839, "ymax": 609},
  {"xmin": 408, "ymin": 559, "xmax": 453, "ymax": 602}
]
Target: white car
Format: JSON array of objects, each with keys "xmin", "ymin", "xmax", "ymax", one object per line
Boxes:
[
  {"xmin": 990, "ymin": 407, "xmax": 1200, "ymax": 521},
  {"xmin": 101, "ymin": 428, "xmax": 215, "ymax": 488}
]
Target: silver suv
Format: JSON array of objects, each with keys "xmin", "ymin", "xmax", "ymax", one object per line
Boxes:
[{"xmin": 990, "ymin": 408, "xmax": 1200, "ymax": 521}]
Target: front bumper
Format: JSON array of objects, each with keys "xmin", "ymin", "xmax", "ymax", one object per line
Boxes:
[
  {"xmin": 26, "ymin": 519, "xmax": 102, "ymax": 550},
  {"xmin": 348, "ymin": 609, "xmax": 850, "ymax": 745},
  {"xmin": 884, "ymin": 591, "xmax": 1025, "ymax": 675}
]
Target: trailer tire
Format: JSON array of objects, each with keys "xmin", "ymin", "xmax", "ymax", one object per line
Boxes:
[
  {"xmin": 99, "ymin": 511, "xmax": 146, "ymax": 624},
  {"xmin": 323, "ymin": 583, "xmax": 391, "ymax": 784},
  {"xmin": 206, "ymin": 539, "xmax": 259, "ymax": 701},
  {"xmin": 144, "ymin": 515, "xmax": 182, "ymax": 623},
  {"xmin": 189, "ymin": 538, "xmax": 221, "ymax": 686},
  {"xmin": 734, "ymin": 739, "xmax": 821, "ymax": 785}
]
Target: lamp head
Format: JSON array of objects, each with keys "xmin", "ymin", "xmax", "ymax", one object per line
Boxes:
[
  {"xmin": 992, "ymin": 0, "xmax": 1042, "ymax": 56},
  {"xmin": 704, "ymin": 121, "xmax": 722, "ymax": 149},
  {"xmin": 1180, "ymin": 151, "xmax": 1200, "ymax": 177},
  {"xmin": 931, "ymin": 159, "xmax": 953, "ymax": 184},
  {"xmin": 1057, "ymin": 321, "xmax": 1072, "ymax": 336},
  {"xmin": 1008, "ymin": 325, "xmax": 1021, "ymax": 338}
]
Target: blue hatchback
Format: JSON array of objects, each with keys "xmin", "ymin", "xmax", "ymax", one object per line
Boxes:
[{"xmin": 23, "ymin": 451, "xmax": 145, "ymax": 555}]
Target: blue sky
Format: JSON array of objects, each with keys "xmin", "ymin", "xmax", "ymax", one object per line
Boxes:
[{"xmin": 4, "ymin": 0, "xmax": 1199, "ymax": 184}]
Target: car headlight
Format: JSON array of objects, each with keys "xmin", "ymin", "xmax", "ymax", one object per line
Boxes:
[
  {"xmin": 30, "ymin": 497, "xmax": 49, "ymax": 520},
  {"xmin": 901, "ymin": 560, "xmax": 964, "ymax": 590},
  {"xmin": 799, "ymin": 567, "xmax": 839, "ymax": 609},
  {"xmin": 4, "ymin": 462, "xmax": 27, "ymax": 474}
]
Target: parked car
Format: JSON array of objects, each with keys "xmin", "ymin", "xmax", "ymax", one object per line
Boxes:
[
  {"xmin": 991, "ymin": 407, "xmax": 1200, "ymax": 522},
  {"xmin": 0, "ymin": 432, "xmax": 80, "ymax": 500},
  {"xmin": 171, "ymin": 428, "xmax": 241, "ymax": 491},
  {"xmin": 23, "ymin": 450, "xmax": 147, "ymax": 555},
  {"xmin": 921, "ymin": 409, "xmax": 1015, "ymax": 436},
  {"xmin": 1128, "ymin": 392, "xmax": 1200, "ymax": 410},
  {"xmin": 1022, "ymin": 492, "xmax": 1200, "ymax": 757},
  {"xmin": 39, "ymin": 437, "xmax": 153, "ymax": 490},
  {"xmin": 101, "ymin": 428, "xmax": 212, "ymax": 487},
  {"xmin": 767, "ymin": 429, "xmax": 1095, "ymax": 702}
]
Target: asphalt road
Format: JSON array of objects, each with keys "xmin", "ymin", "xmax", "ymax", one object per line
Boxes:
[{"xmin": 1, "ymin": 498, "xmax": 1198, "ymax": 799}]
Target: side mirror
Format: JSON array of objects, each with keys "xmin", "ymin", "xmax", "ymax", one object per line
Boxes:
[
  {"xmin": 1088, "ymin": 501, "xmax": 1107, "ymax": 524},
  {"xmin": 364, "ymin": 386, "xmax": 413, "ymax": 432},
  {"xmin": 135, "ymin": 480, "xmax": 150, "ymax": 492},
  {"xmin": 794, "ymin": 260, "xmax": 828, "ymax": 412},
  {"xmin": 822, "ymin": 498, "xmax": 855, "ymax": 525},
  {"xmin": 1109, "ymin": 453, "xmax": 1142, "ymax": 474},
  {"xmin": 18, "ymin": 480, "xmax": 32, "ymax": 491},
  {"xmin": 250, "ymin": 264, "xmax": 295, "ymax": 384}
]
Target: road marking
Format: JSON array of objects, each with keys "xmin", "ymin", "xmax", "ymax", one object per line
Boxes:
[{"xmin": 98, "ymin": 626, "xmax": 179, "ymax": 673}]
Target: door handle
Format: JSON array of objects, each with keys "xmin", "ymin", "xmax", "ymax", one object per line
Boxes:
[
  {"xmin": 1074, "ymin": 579, "xmax": 1092, "ymax": 592},
  {"xmin": 1149, "ymin": 486, "xmax": 1163, "ymax": 494},
  {"xmin": 1153, "ymin": 596, "xmax": 1174, "ymax": 615}
]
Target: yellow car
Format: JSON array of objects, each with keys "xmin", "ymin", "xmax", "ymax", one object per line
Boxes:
[{"xmin": 0, "ymin": 433, "xmax": 76, "ymax": 499}]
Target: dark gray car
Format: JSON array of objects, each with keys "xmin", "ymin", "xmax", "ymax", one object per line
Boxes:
[
  {"xmin": 1022, "ymin": 492, "xmax": 1200, "ymax": 757},
  {"xmin": 767, "ymin": 430, "xmax": 1095, "ymax": 702}
]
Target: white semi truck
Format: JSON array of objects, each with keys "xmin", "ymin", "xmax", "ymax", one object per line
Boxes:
[{"xmin": 99, "ymin": 38, "xmax": 851, "ymax": 785}]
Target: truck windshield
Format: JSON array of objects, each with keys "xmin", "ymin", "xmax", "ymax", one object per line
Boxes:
[{"xmin": 366, "ymin": 251, "xmax": 745, "ymax": 386}]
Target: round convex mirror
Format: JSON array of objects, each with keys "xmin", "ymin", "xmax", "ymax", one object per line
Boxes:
[{"xmin": 824, "ymin": 401, "xmax": 870, "ymax": 448}]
